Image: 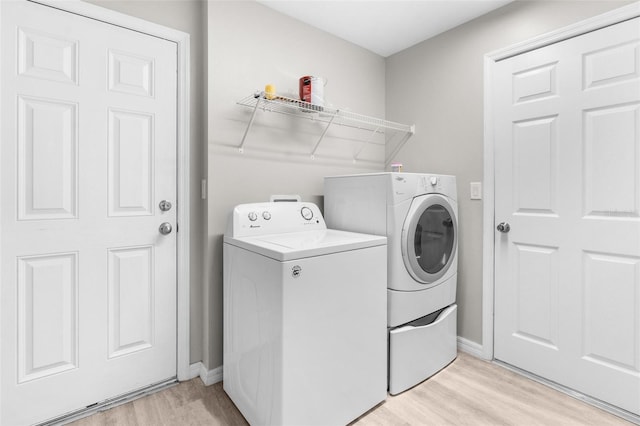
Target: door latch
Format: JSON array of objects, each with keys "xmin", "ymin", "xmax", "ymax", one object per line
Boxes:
[{"xmin": 159, "ymin": 200, "xmax": 172, "ymax": 212}]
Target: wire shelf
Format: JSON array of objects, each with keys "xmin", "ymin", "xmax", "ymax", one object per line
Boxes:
[{"xmin": 236, "ymin": 91, "xmax": 415, "ymax": 164}]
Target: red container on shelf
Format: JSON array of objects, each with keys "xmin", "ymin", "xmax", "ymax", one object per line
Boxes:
[
  {"xmin": 298, "ymin": 76, "xmax": 325, "ymax": 107},
  {"xmin": 299, "ymin": 76, "xmax": 313, "ymax": 103}
]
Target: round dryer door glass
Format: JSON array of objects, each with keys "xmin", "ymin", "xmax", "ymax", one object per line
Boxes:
[
  {"xmin": 402, "ymin": 194, "xmax": 457, "ymax": 284},
  {"xmin": 414, "ymin": 205, "xmax": 455, "ymax": 274}
]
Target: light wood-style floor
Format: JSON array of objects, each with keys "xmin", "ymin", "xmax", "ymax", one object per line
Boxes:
[{"xmin": 71, "ymin": 352, "xmax": 632, "ymax": 426}]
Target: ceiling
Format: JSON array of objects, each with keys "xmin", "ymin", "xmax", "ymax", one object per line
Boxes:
[{"xmin": 257, "ymin": 0, "xmax": 514, "ymax": 57}]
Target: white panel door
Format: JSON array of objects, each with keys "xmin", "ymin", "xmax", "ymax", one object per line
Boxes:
[
  {"xmin": 493, "ymin": 17, "xmax": 640, "ymax": 415},
  {"xmin": 0, "ymin": 1, "xmax": 178, "ymax": 424}
]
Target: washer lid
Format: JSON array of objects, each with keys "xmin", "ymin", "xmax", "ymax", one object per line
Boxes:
[{"xmin": 224, "ymin": 229, "xmax": 387, "ymax": 261}]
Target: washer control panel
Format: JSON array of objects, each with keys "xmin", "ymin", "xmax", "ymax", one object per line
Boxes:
[{"xmin": 229, "ymin": 202, "xmax": 326, "ymax": 237}]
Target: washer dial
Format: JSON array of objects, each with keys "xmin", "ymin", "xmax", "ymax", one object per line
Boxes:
[{"xmin": 300, "ymin": 206, "xmax": 314, "ymax": 220}]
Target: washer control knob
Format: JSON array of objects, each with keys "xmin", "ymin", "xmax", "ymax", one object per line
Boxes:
[
  {"xmin": 430, "ymin": 176, "xmax": 438, "ymax": 186},
  {"xmin": 248, "ymin": 212, "xmax": 258, "ymax": 221},
  {"xmin": 262, "ymin": 211, "xmax": 271, "ymax": 220},
  {"xmin": 300, "ymin": 206, "xmax": 314, "ymax": 221}
]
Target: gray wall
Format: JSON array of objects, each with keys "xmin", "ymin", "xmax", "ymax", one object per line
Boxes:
[
  {"xmin": 385, "ymin": 0, "xmax": 633, "ymax": 346},
  {"xmin": 82, "ymin": 0, "xmax": 207, "ymax": 363},
  {"xmin": 206, "ymin": 1, "xmax": 386, "ymax": 369}
]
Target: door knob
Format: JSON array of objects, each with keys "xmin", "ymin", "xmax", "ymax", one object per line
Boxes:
[
  {"xmin": 496, "ymin": 222, "xmax": 510, "ymax": 233},
  {"xmin": 159, "ymin": 222, "xmax": 172, "ymax": 235}
]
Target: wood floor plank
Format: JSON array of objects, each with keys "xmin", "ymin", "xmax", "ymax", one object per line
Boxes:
[{"xmin": 70, "ymin": 352, "xmax": 633, "ymax": 426}]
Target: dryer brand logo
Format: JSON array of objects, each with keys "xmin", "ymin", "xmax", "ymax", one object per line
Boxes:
[{"xmin": 291, "ymin": 265, "xmax": 302, "ymax": 278}]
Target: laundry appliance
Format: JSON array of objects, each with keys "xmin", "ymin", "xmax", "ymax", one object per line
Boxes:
[
  {"xmin": 324, "ymin": 173, "xmax": 458, "ymax": 395},
  {"xmin": 223, "ymin": 201, "xmax": 387, "ymax": 425}
]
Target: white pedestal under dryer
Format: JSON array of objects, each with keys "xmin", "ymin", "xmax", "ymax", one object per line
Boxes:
[
  {"xmin": 223, "ymin": 202, "xmax": 388, "ymax": 425},
  {"xmin": 324, "ymin": 172, "xmax": 458, "ymax": 395}
]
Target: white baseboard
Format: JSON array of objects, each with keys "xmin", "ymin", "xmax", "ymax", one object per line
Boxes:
[
  {"xmin": 457, "ymin": 336, "xmax": 485, "ymax": 359},
  {"xmin": 188, "ymin": 362, "xmax": 224, "ymax": 386},
  {"xmin": 188, "ymin": 362, "xmax": 201, "ymax": 380},
  {"xmin": 200, "ymin": 364, "xmax": 223, "ymax": 386}
]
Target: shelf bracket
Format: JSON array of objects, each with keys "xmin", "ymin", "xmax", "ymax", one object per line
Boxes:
[
  {"xmin": 385, "ymin": 124, "xmax": 416, "ymax": 167},
  {"xmin": 310, "ymin": 112, "xmax": 337, "ymax": 159},
  {"xmin": 238, "ymin": 94, "xmax": 262, "ymax": 153},
  {"xmin": 353, "ymin": 126, "xmax": 381, "ymax": 163}
]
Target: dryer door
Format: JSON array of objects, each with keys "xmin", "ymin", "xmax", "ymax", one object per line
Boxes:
[{"xmin": 401, "ymin": 194, "xmax": 457, "ymax": 284}]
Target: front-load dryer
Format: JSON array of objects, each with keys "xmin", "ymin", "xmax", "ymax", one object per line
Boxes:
[
  {"xmin": 223, "ymin": 201, "xmax": 388, "ymax": 425},
  {"xmin": 324, "ymin": 172, "xmax": 458, "ymax": 395}
]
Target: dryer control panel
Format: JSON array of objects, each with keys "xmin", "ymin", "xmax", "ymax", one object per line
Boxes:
[
  {"xmin": 227, "ymin": 202, "xmax": 326, "ymax": 237},
  {"xmin": 415, "ymin": 174, "xmax": 457, "ymax": 201},
  {"xmin": 383, "ymin": 173, "xmax": 458, "ymax": 204},
  {"xmin": 421, "ymin": 175, "xmax": 444, "ymax": 193}
]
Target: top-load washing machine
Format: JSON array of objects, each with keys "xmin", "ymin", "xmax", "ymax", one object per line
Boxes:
[
  {"xmin": 324, "ymin": 172, "xmax": 458, "ymax": 394},
  {"xmin": 223, "ymin": 201, "xmax": 388, "ymax": 425}
]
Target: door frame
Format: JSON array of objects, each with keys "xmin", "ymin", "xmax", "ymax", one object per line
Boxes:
[
  {"xmin": 0, "ymin": 0, "xmax": 192, "ymax": 398},
  {"xmin": 482, "ymin": 2, "xmax": 640, "ymax": 361}
]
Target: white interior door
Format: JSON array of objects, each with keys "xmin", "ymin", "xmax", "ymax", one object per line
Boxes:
[
  {"xmin": 0, "ymin": 1, "xmax": 178, "ymax": 424},
  {"xmin": 493, "ymin": 17, "xmax": 640, "ymax": 415}
]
